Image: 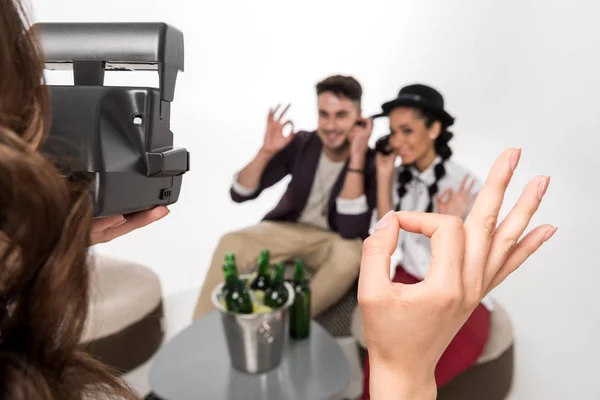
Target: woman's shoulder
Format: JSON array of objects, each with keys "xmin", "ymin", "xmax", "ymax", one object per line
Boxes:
[
  {"xmin": 441, "ymin": 159, "xmax": 483, "ymax": 189},
  {"xmin": 443, "ymin": 158, "xmax": 472, "ymax": 177}
]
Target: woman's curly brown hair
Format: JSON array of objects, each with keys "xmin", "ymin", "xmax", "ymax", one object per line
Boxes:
[{"xmin": 0, "ymin": 1, "xmax": 141, "ymax": 399}]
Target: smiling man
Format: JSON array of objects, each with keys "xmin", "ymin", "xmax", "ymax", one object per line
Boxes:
[{"xmin": 193, "ymin": 75, "xmax": 377, "ymax": 320}]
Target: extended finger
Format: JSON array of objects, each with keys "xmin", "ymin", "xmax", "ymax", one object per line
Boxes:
[
  {"xmin": 482, "ymin": 176, "xmax": 549, "ymax": 286},
  {"xmin": 486, "ymin": 224, "xmax": 556, "ymax": 295},
  {"xmin": 268, "ymin": 106, "xmax": 279, "ymax": 123},
  {"xmin": 91, "ymin": 214, "xmax": 126, "ymax": 233},
  {"xmin": 437, "ymin": 188, "xmax": 453, "ymax": 204},
  {"xmin": 464, "ymin": 176, "xmax": 476, "ymax": 196},
  {"xmin": 457, "ymin": 175, "xmax": 469, "ymax": 194},
  {"xmin": 277, "ymin": 104, "xmax": 291, "ymax": 121},
  {"xmin": 467, "ymin": 192, "xmax": 479, "ymax": 208},
  {"xmin": 462, "ymin": 148, "xmax": 520, "ymax": 292},
  {"xmin": 100, "ymin": 207, "xmax": 170, "ymax": 243},
  {"xmin": 466, "ymin": 176, "xmax": 476, "ymax": 192}
]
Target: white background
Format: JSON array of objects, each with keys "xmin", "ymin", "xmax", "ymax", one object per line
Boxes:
[{"xmin": 31, "ymin": 0, "xmax": 599, "ymax": 398}]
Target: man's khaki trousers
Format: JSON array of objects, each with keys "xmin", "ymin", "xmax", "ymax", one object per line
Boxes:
[{"xmin": 193, "ymin": 221, "xmax": 363, "ymax": 320}]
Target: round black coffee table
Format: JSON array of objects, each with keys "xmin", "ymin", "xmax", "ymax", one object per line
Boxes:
[{"xmin": 148, "ymin": 311, "xmax": 350, "ymax": 400}]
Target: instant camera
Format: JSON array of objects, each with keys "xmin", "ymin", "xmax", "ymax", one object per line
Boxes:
[{"xmin": 34, "ymin": 22, "xmax": 190, "ymax": 218}]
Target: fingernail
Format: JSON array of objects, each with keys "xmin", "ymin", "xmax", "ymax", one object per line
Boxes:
[
  {"xmin": 111, "ymin": 216, "xmax": 126, "ymax": 228},
  {"xmin": 511, "ymin": 148, "xmax": 522, "ymax": 171},
  {"xmin": 155, "ymin": 206, "xmax": 170, "ymax": 220},
  {"xmin": 543, "ymin": 226, "xmax": 558, "ymax": 242},
  {"xmin": 538, "ymin": 176, "xmax": 551, "ymax": 200},
  {"xmin": 377, "ymin": 211, "xmax": 394, "ymax": 230}
]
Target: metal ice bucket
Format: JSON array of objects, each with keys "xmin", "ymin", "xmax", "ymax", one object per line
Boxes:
[{"xmin": 211, "ymin": 275, "xmax": 295, "ymax": 374}]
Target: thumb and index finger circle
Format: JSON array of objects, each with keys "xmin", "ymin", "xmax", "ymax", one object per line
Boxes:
[{"xmin": 359, "ymin": 211, "xmax": 465, "ymax": 302}]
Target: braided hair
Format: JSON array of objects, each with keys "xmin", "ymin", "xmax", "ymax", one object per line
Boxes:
[{"xmin": 394, "ymin": 109, "xmax": 454, "ymax": 213}]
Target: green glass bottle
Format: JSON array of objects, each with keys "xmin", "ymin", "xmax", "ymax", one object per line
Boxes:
[
  {"xmin": 225, "ymin": 252, "xmax": 249, "ymax": 286},
  {"xmin": 250, "ymin": 249, "xmax": 272, "ymax": 292},
  {"xmin": 221, "ymin": 260, "xmax": 234, "ymax": 299},
  {"xmin": 225, "ymin": 252, "xmax": 236, "ymax": 264},
  {"xmin": 290, "ymin": 259, "xmax": 310, "ymax": 339},
  {"xmin": 264, "ymin": 262, "xmax": 289, "ymax": 309},
  {"xmin": 223, "ymin": 260, "xmax": 252, "ymax": 314}
]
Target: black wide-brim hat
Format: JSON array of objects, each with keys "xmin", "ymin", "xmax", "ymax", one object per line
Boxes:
[{"xmin": 373, "ymin": 83, "xmax": 455, "ymax": 127}]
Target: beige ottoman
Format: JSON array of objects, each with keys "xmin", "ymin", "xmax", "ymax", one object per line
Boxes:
[
  {"xmin": 351, "ymin": 301, "xmax": 515, "ymax": 400},
  {"xmin": 80, "ymin": 254, "xmax": 165, "ymax": 374}
]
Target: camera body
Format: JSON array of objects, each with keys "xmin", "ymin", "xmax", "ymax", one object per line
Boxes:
[{"xmin": 34, "ymin": 22, "xmax": 190, "ymax": 218}]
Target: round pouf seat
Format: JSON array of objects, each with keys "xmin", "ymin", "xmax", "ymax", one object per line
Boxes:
[
  {"xmin": 437, "ymin": 302, "xmax": 514, "ymax": 400},
  {"xmin": 80, "ymin": 254, "xmax": 165, "ymax": 374},
  {"xmin": 351, "ymin": 301, "xmax": 515, "ymax": 400}
]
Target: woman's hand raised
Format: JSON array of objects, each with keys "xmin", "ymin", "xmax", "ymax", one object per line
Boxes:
[{"xmin": 358, "ymin": 148, "xmax": 555, "ymax": 399}]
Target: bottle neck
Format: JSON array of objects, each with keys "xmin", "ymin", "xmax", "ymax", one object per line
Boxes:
[
  {"xmin": 293, "ymin": 263, "xmax": 306, "ymax": 283},
  {"xmin": 272, "ymin": 267, "xmax": 284, "ymax": 288},
  {"xmin": 258, "ymin": 258, "xmax": 271, "ymax": 276},
  {"xmin": 224, "ymin": 264, "xmax": 238, "ymax": 286},
  {"xmin": 293, "ymin": 271, "xmax": 305, "ymax": 283}
]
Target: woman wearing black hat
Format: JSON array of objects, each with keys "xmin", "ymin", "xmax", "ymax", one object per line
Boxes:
[{"xmin": 361, "ymin": 84, "xmax": 493, "ymax": 398}]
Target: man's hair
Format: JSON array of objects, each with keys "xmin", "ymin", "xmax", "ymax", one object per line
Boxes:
[{"xmin": 315, "ymin": 75, "xmax": 362, "ymax": 106}]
